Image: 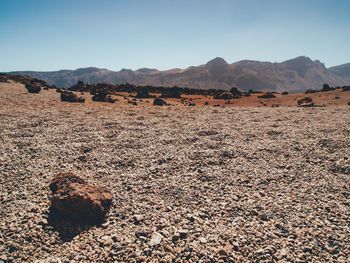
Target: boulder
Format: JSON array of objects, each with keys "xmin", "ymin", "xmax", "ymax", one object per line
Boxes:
[
  {"xmin": 281, "ymin": 91, "xmax": 288, "ymax": 95},
  {"xmin": 49, "ymin": 173, "xmax": 112, "ymax": 223},
  {"xmin": 92, "ymin": 91, "xmax": 107, "ymax": 101},
  {"xmin": 153, "ymin": 98, "xmax": 166, "ymax": 106},
  {"xmin": 92, "ymin": 92, "xmax": 115, "ymax": 103},
  {"xmin": 60, "ymin": 91, "xmax": 84, "ymax": 102},
  {"xmin": 25, "ymin": 83, "xmax": 41, "ymax": 93}
]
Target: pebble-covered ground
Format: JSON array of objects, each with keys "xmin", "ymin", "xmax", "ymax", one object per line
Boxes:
[{"xmin": 0, "ymin": 82, "xmax": 349, "ymax": 262}]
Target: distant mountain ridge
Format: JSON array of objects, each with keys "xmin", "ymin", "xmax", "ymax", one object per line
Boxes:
[{"xmin": 8, "ymin": 56, "xmax": 350, "ymax": 93}]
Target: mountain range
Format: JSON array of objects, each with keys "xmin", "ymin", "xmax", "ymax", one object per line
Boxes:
[{"xmin": 9, "ymin": 56, "xmax": 350, "ymax": 93}]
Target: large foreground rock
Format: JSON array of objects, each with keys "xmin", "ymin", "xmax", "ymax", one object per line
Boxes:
[{"xmin": 49, "ymin": 173, "xmax": 112, "ymax": 223}]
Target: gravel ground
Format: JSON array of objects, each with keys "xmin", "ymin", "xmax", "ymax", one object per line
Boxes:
[{"xmin": 1, "ymin": 83, "xmax": 350, "ymax": 262}]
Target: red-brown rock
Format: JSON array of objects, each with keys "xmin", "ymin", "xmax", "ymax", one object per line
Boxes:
[{"xmin": 49, "ymin": 173, "xmax": 112, "ymax": 223}]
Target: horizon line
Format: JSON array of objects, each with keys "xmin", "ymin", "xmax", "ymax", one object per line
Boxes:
[{"xmin": 3, "ymin": 56, "xmax": 349, "ymax": 73}]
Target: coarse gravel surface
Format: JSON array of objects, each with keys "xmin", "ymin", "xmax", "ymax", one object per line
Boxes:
[{"xmin": 0, "ymin": 82, "xmax": 350, "ymax": 262}]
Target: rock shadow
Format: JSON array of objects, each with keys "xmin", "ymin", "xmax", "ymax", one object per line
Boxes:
[{"xmin": 47, "ymin": 207, "xmax": 104, "ymax": 242}]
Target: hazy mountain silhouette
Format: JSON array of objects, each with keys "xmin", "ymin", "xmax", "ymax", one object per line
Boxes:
[{"xmin": 9, "ymin": 56, "xmax": 350, "ymax": 93}]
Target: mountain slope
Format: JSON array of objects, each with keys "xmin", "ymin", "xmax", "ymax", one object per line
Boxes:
[{"xmin": 9, "ymin": 56, "xmax": 350, "ymax": 93}]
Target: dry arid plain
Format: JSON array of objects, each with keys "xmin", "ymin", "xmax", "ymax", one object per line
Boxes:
[{"xmin": 1, "ymin": 82, "xmax": 350, "ymax": 262}]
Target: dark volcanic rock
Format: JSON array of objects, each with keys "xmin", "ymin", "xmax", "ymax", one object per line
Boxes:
[
  {"xmin": 92, "ymin": 91, "xmax": 115, "ymax": 103},
  {"xmin": 49, "ymin": 172, "xmax": 112, "ymax": 223},
  {"xmin": 25, "ymin": 83, "xmax": 41, "ymax": 93},
  {"xmin": 136, "ymin": 87, "xmax": 154, "ymax": 99},
  {"xmin": 160, "ymin": 87, "xmax": 182, "ymax": 99},
  {"xmin": 153, "ymin": 98, "xmax": 166, "ymax": 106},
  {"xmin": 60, "ymin": 91, "xmax": 84, "ymax": 103},
  {"xmin": 60, "ymin": 91, "xmax": 77, "ymax": 102}
]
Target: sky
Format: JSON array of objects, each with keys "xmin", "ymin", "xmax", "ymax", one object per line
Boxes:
[{"xmin": 0, "ymin": 0, "xmax": 349, "ymax": 71}]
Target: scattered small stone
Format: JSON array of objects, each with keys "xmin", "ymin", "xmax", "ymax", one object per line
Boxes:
[
  {"xmin": 100, "ymin": 235, "xmax": 114, "ymax": 246},
  {"xmin": 178, "ymin": 229, "xmax": 189, "ymax": 239},
  {"xmin": 136, "ymin": 256, "xmax": 147, "ymax": 262},
  {"xmin": 134, "ymin": 214, "xmax": 144, "ymax": 224},
  {"xmin": 172, "ymin": 233, "xmax": 180, "ymax": 242},
  {"xmin": 199, "ymin": 237, "xmax": 207, "ymax": 244},
  {"xmin": 149, "ymin": 232, "xmax": 163, "ymax": 246}
]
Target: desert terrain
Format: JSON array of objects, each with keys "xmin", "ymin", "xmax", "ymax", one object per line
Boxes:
[{"xmin": 0, "ymin": 81, "xmax": 349, "ymax": 262}]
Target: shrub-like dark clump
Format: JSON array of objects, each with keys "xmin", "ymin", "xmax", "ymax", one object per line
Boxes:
[{"xmin": 258, "ymin": 92, "xmax": 276, "ymax": 99}]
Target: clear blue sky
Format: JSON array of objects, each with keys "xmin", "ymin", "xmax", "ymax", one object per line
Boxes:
[{"xmin": 1, "ymin": 0, "xmax": 349, "ymax": 71}]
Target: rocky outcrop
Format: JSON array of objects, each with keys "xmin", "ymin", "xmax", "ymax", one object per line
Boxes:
[{"xmin": 49, "ymin": 173, "xmax": 112, "ymax": 223}]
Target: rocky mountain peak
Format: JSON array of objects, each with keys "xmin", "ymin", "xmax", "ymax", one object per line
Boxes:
[
  {"xmin": 206, "ymin": 57, "xmax": 228, "ymax": 67},
  {"xmin": 206, "ymin": 57, "xmax": 228, "ymax": 75}
]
